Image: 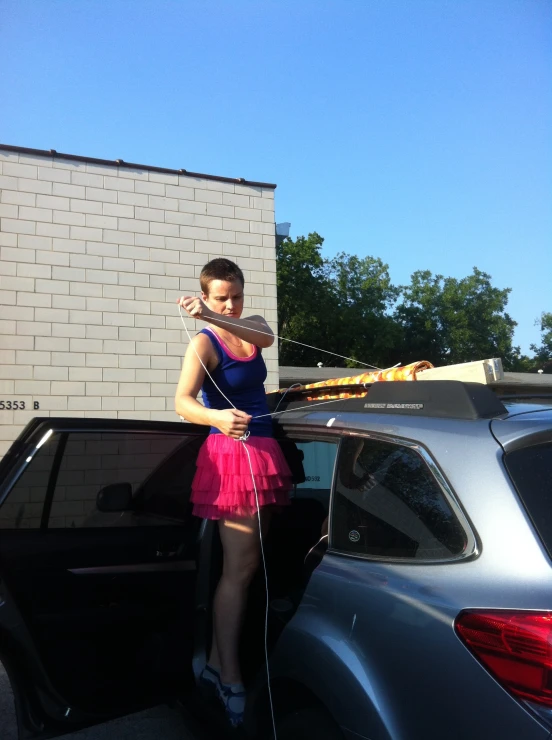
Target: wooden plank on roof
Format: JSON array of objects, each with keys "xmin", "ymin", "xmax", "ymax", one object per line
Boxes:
[
  {"xmin": 418, "ymin": 360, "xmax": 552, "ymax": 394},
  {"xmin": 416, "ymin": 358, "xmax": 504, "ymax": 385}
]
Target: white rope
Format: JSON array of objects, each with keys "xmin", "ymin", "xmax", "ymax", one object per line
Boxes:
[
  {"xmin": 177, "ymin": 304, "xmax": 387, "ymax": 739},
  {"xmin": 178, "ymin": 306, "xmax": 277, "ymax": 738},
  {"xmin": 180, "ymin": 302, "xmax": 383, "ymax": 369},
  {"xmin": 241, "ymin": 442, "xmax": 278, "ymax": 740},
  {"xmin": 178, "ymin": 306, "xmax": 374, "ymax": 422},
  {"xmin": 254, "ymin": 397, "xmax": 357, "ymax": 419},
  {"xmin": 179, "ymin": 308, "xmax": 237, "ymax": 412},
  {"xmin": 273, "ymin": 383, "xmax": 303, "ymax": 414}
]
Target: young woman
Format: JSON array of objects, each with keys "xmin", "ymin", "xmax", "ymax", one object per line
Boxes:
[{"xmin": 175, "ymin": 258, "xmax": 292, "ymax": 727}]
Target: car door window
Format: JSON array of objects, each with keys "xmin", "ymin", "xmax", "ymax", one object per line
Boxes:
[
  {"xmin": 331, "ymin": 436, "xmax": 467, "ymax": 560},
  {"xmin": 267, "ymin": 436, "xmax": 339, "ymax": 597},
  {"xmin": 49, "ymin": 431, "xmax": 203, "ymax": 528},
  {"xmin": 132, "ymin": 435, "xmax": 205, "ymax": 522},
  {"xmin": 0, "ymin": 432, "xmax": 61, "ymax": 529},
  {"xmin": 0, "ymin": 428, "xmax": 206, "ymax": 529},
  {"xmin": 292, "ymin": 439, "xmax": 339, "ymax": 513}
]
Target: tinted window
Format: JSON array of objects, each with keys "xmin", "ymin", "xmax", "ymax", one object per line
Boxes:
[
  {"xmin": 49, "ymin": 432, "xmax": 202, "ymax": 528},
  {"xmin": 269, "ymin": 437, "xmax": 339, "ymax": 594},
  {"xmin": 331, "ymin": 437, "xmax": 467, "ymax": 560},
  {"xmin": 133, "ymin": 436, "xmax": 206, "ymax": 520},
  {"xmin": 293, "ymin": 440, "xmax": 338, "ymax": 511},
  {"xmin": 0, "ymin": 432, "xmax": 60, "ymax": 529},
  {"xmin": 505, "ymin": 442, "xmax": 552, "ymax": 557}
]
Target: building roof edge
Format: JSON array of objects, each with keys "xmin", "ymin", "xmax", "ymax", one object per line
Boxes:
[{"xmin": 0, "ymin": 143, "xmax": 277, "ymax": 189}]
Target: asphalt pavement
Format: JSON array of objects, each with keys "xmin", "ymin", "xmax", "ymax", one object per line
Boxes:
[
  {"xmin": 0, "ymin": 662, "xmax": 206, "ymax": 740},
  {"xmin": 60, "ymin": 706, "xmax": 201, "ymax": 740},
  {"xmin": 0, "ymin": 663, "xmax": 17, "ymax": 740}
]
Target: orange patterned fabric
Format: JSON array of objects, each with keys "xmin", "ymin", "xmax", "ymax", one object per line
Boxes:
[{"xmin": 270, "ymin": 361, "xmax": 434, "ymax": 401}]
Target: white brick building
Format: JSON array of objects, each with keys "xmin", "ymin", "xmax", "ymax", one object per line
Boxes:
[{"xmin": 0, "ymin": 145, "xmax": 280, "ymax": 459}]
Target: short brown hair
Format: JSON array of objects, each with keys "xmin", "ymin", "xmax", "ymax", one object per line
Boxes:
[{"xmin": 200, "ymin": 258, "xmax": 245, "ymax": 295}]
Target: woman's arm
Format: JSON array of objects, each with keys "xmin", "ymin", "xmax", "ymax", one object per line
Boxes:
[
  {"xmin": 174, "ymin": 333, "xmax": 252, "ymax": 438},
  {"xmin": 177, "ymin": 296, "xmax": 274, "ymax": 348}
]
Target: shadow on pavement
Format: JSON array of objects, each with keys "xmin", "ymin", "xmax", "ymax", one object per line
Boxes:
[{"xmin": 1, "ymin": 661, "xmax": 217, "ymax": 740}]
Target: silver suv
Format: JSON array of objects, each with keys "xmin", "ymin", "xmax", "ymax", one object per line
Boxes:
[{"xmin": 0, "ymin": 380, "xmax": 551, "ymax": 740}]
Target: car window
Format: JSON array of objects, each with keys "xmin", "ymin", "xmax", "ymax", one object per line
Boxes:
[
  {"xmin": 49, "ymin": 432, "xmax": 202, "ymax": 528},
  {"xmin": 292, "ymin": 439, "xmax": 339, "ymax": 513},
  {"xmin": 132, "ymin": 435, "xmax": 206, "ymax": 520},
  {"xmin": 331, "ymin": 436, "xmax": 467, "ymax": 560},
  {"xmin": 270, "ymin": 436, "xmax": 339, "ymax": 588},
  {"xmin": 0, "ymin": 429, "xmax": 206, "ymax": 529},
  {"xmin": 504, "ymin": 441, "xmax": 552, "ymax": 559},
  {"xmin": 0, "ymin": 432, "xmax": 61, "ymax": 529}
]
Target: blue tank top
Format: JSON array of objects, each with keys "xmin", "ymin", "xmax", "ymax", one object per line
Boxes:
[{"xmin": 199, "ymin": 327, "xmax": 273, "ymax": 437}]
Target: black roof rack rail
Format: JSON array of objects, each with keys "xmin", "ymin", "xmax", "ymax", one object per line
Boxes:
[{"xmin": 268, "ymin": 380, "xmax": 508, "ymax": 421}]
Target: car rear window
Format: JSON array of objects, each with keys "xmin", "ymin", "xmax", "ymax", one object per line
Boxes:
[
  {"xmin": 331, "ymin": 437, "xmax": 468, "ymax": 560},
  {"xmin": 504, "ymin": 442, "xmax": 552, "ymax": 558}
]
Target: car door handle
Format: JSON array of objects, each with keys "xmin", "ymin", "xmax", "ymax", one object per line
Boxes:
[{"xmin": 156, "ymin": 549, "xmax": 177, "ymax": 558}]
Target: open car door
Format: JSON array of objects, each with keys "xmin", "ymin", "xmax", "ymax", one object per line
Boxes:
[{"xmin": 0, "ymin": 418, "xmax": 207, "ymax": 738}]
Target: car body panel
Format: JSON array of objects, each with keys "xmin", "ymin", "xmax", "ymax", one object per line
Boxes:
[
  {"xmin": 265, "ymin": 407, "xmax": 552, "ymax": 739},
  {"xmin": 491, "ymin": 414, "xmax": 552, "ymax": 451},
  {"xmin": 270, "ymin": 552, "xmax": 551, "ymax": 740},
  {"xmin": 284, "ymin": 411, "xmax": 552, "ymax": 574}
]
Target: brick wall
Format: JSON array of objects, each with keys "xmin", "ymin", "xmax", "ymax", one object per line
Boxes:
[{"xmin": 0, "ymin": 147, "xmax": 279, "ymax": 458}]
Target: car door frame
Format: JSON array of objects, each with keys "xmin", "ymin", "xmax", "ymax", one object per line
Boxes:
[{"xmin": 0, "ymin": 416, "xmax": 208, "ymax": 739}]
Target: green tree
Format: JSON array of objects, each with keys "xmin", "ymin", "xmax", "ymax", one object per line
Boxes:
[
  {"xmin": 276, "ymin": 234, "xmax": 529, "ymax": 373},
  {"xmin": 323, "ymin": 252, "xmax": 401, "ymax": 368},
  {"xmin": 529, "ymin": 312, "xmax": 552, "ymax": 369},
  {"xmin": 276, "ymin": 235, "xmax": 401, "ymax": 369},
  {"xmin": 395, "ymin": 268, "xmax": 519, "ymax": 368},
  {"xmin": 276, "ymin": 232, "xmax": 334, "ymax": 366}
]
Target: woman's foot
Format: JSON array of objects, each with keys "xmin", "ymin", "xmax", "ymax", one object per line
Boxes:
[
  {"xmin": 217, "ymin": 681, "xmax": 246, "ymax": 728},
  {"xmin": 199, "ymin": 663, "xmax": 221, "ymax": 695}
]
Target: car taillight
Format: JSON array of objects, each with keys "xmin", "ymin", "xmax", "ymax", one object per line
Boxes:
[{"xmin": 455, "ymin": 610, "xmax": 552, "ymax": 708}]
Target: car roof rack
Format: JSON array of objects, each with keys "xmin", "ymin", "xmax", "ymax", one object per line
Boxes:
[
  {"xmin": 268, "ymin": 380, "xmax": 508, "ymax": 420},
  {"xmin": 270, "ymin": 357, "xmax": 552, "ymax": 415}
]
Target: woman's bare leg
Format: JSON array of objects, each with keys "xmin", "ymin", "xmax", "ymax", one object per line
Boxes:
[{"xmin": 209, "ymin": 508, "xmax": 272, "ymax": 684}]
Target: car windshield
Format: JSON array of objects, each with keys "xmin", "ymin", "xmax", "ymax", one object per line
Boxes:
[{"xmin": 504, "ymin": 441, "xmax": 552, "ymax": 558}]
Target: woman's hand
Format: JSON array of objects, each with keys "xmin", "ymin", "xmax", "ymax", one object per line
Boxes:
[
  {"xmin": 211, "ymin": 409, "xmax": 252, "ymax": 439},
  {"xmin": 177, "ymin": 296, "xmax": 213, "ymax": 321}
]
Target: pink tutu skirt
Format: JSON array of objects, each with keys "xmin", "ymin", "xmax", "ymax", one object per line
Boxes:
[{"xmin": 191, "ymin": 434, "xmax": 292, "ymax": 520}]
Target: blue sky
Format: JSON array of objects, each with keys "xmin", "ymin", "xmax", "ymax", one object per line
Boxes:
[{"xmin": 1, "ymin": 0, "xmax": 550, "ymax": 353}]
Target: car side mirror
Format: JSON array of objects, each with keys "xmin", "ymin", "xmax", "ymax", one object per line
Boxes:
[{"xmin": 97, "ymin": 482, "xmax": 133, "ymax": 512}]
